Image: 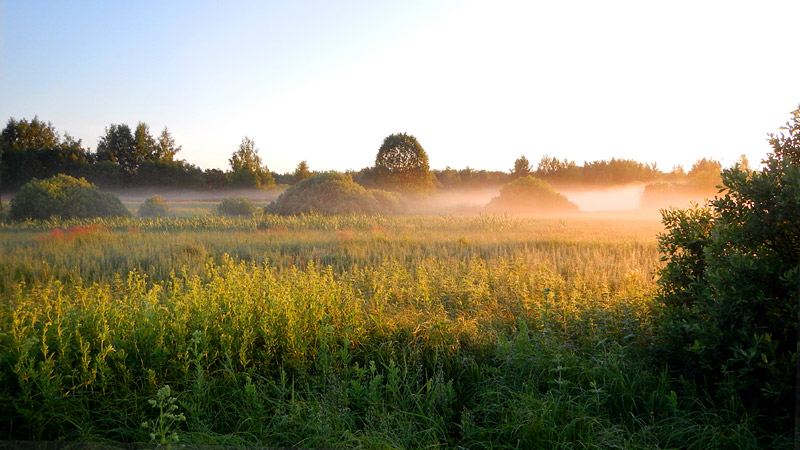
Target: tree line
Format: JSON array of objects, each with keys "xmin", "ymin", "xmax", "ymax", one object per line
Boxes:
[{"xmin": 1, "ymin": 116, "xmax": 727, "ymax": 193}]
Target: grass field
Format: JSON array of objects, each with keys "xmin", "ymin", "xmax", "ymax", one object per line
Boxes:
[{"xmin": 0, "ymin": 212, "xmax": 790, "ymax": 448}]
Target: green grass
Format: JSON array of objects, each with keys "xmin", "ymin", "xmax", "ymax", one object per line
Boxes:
[{"xmin": 0, "ymin": 214, "xmax": 790, "ymax": 448}]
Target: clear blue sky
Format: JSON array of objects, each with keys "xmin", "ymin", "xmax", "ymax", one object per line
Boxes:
[{"xmin": 2, "ymin": 0, "xmax": 799, "ymax": 174}]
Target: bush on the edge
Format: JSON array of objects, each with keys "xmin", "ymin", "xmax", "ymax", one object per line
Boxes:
[
  {"xmin": 138, "ymin": 195, "xmax": 170, "ymax": 217},
  {"xmin": 486, "ymin": 176, "xmax": 578, "ymax": 213},
  {"xmin": 216, "ymin": 196, "xmax": 257, "ymax": 216},
  {"xmin": 10, "ymin": 174, "xmax": 130, "ymax": 221},
  {"xmin": 266, "ymin": 172, "xmax": 403, "ymax": 215}
]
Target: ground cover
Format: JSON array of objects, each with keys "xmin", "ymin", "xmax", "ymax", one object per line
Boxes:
[{"xmin": 0, "ymin": 214, "xmax": 789, "ymax": 448}]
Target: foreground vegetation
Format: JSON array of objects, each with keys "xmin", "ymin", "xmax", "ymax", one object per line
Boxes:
[{"xmin": 0, "ymin": 214, "xmax": 790, "ymax": 448}]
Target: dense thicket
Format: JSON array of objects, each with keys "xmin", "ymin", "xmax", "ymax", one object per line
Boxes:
[
  {"xmin": 216, "ymin": 196, "xmax": 257, "ymax": 216},
  {"xmin": 267, "ymin": 172, "xmax": 403, "ymax": 215},
  {"xmin": 486, "ymin": 176, "xmax": 579, "ymax": 213},
  {"xmin": 655, "ymin": 107, "xmax": 800, "ymax": 432},
  {"xmin": 9, "ymin": 174, "xmax": 130, "ymax": 220}
]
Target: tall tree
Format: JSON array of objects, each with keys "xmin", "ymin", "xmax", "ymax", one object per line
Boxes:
[
  {"xmin": 511, "ymin": 155, "xmax": 532, "ymax": 179},
  {"xmin": 96, "ymin": 122, "xmax": 159, "ymax": 180},
  {"xmin": 228, "ymin": 137, "xmax": 274, "ymax": 188},
  {"xmin": 154, "ymin": 127, "xmax": 181, "ymax": 162},
  {"xmin": 293, "ymin": 160, "xmax": 311, "ymax": 184},
  {"xmin": 0, "ymin": 116, "xmax": 60, "ymax": 150},
  {"xmin": 133, "ymin": 122, "xmax": 156, "ymax": 161},
  {"xmin": 1, "ymin": 117, "xmax": 90, "ymax": 192},
  {"xmin": 96, "ymin": 124, "xmax": 136, "ymax": 175},
  {"xmin": 374, "ymin": 132, "xmax": 434, "ymax": 192}
]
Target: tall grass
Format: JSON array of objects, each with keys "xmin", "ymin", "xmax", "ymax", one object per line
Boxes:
[{"xmin": 0, "ymin": 214, "xmax": 788, "ymax": 448}]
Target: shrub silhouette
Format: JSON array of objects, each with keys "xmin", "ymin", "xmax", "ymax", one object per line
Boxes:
[
  {"xmin": 486, "ymin": 176, "xmax": 578, "ymax": 213},
  {"xmin": 138, "ymin": 195, "xmax": 170, "ymax": 217},
  {"xmin": 216, "ymin": 196, "xmax": 257, "ymax": 216},
  {"xmin": 266, "ymin": 172, "xmax": 403, "ymax": 215},
  {"xmin": 10, "ymin": 174, "xmax": 130, "ymax": 221}
]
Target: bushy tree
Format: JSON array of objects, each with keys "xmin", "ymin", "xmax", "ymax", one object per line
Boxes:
[
  {"xmin": 154, "ymin": 127, "xmax": 182, "ymax": 162},
  {"xmin": 267, "ymin": 172, "xmax": 402, "ymax": 215},
  {"xmin": 0, "ymin": 116, "xmax": 60, "ymax": 150},
  {"xmin": 133, "ymin": 160, "xmax": 205, "ymax": 188},
  {"xmin": 9, "ymin": 174, "xmax": 130, "ymax": 220},
  {"xmin": 216, "ymin": 196, "xmax": 257, "ymax": 216},
  {"xmin": 204, "ymin": 169, "xmax": 228, "ymax": 190},
  {"xmin": 96, "ymin": 124, "xmax": 136, "ymax": 174},
  {"xmin": 228, "ymin": 137, "xmax": 274, "ymax": 188},
  {"xmin": 656, "ymin": 107, "xmax": 800, "ymax": 428},
  {"xmin": 511, "ymin": 155, "xmax": 532, "ymax": 179},
  {"xmin": 1, "ymin": 117, "xmax": 91, "ymax": 190},
  {"xmin": 486, "ymin": 176, "xmax": 578, "ymax": 213},
  {"xmin": 686, "ymin": 157, "xmax": 722, "ymax": 190},
  {"xmin": 372, "ymin": 133, "xmax": 435, "ymax": 192},
  {"xmin": 293, "ymin": 160, "xmax": 312, "ymax": 184},
  {"xmin": 138, "ymin": 195, "xmax": 170, "ymax": 217}
]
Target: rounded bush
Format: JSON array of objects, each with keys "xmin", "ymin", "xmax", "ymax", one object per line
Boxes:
[
  {"xmin": 486, "ymin": 176, "xmax": 578, "ymax": 213},
  {"xmin": 138, "ymin": 195, "xmax": 170, "ymax": 217},
  {"xmin": 9, "ymin": 174, "xmax": 130, "ymax": 221},
  {"xmin": 266, "ymin": 172, "xmax": 403, "ymax": 215},
  {"xmin": 216, "ymin": 196, "xmax": 257, "ymax": 216}
]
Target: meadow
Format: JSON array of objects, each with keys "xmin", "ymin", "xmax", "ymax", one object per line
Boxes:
[{"xmin": 0, "ymin": 211, "xmax": 790, "ymax": 448}]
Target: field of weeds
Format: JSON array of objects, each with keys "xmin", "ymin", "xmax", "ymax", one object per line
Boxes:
[{"xmin": 0, "ymin": 214, "xmax": 789, "ymax": 448}]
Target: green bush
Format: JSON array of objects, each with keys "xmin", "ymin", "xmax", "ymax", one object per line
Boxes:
[
  {"xmin": 266, "ymin": 172, "xmax": 404, "ymax": 215},
  {"xmin": 486, "ymin": 176, "xmax": 578, "ymax": 213},
  {"xmin": 138, "ymin": 195, "xmax": 170, "ymax": 217},
  {"xmin": 655, "ymin": 107, "xmax": 800, "ymax": 429},
  {"xmin": 9, "ymin": 174, "xmax": 130, "ymax": 221},
  {"xmin": 216, "ymin": 196, "xmax": 257, "ymax": 216}
]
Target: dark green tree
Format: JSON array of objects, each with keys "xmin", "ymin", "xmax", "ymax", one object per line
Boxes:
[
  {"xmin": 2, "ymin": 117, "xmax": 61, "ymax": 207},
  {"xmin": 1, "ymin": 117, "xmax": 91, "ymax": 192},
  {"xmin": 656, "ymin": 107, "xmax": 800, "ymax": 430},
  {"xmin": 511, "ymin": 155, "xmax": 532, "ymax": 179},
  {"xmin": 293, "ymin": 160, "xmax": 311, "ymax": 184},
  {"xmin": 228, "ymin": 137, "xmax": 274, "ymax": 188},
  {"xmin": 374, "ymin": 132, "xmax": 434, "ymax": 192},
  {"xmin": 95, "ymin": 124, "xmax": 136, "ymax": 175}
]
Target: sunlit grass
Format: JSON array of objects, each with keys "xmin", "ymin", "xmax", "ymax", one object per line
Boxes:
[{"xmin": 0, "ymin": 213, "xmax": 788, "ymax": 448}]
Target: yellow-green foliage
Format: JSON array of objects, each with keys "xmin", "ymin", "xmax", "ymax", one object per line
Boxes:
[
  {"xmin": 487, "ymin": 176, "xmax": 579, "ymax": 213},
  {"xmin": 138, "ymin": 194, "xmax": 170, "ymax": 217},
  {"xmin": 0, "ymin": 214, "xmax": 786, "ymax": 448},
  {"xmin": 9, "ymin": 174, "xmax": 130, "ymax": 221},
  {"xmin": 267, "ymin": 173, "xmax": 403, "ymax": 215}
]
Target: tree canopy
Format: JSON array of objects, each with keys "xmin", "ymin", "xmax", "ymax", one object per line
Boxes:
[
  {"xmin": 373, "ymin": 132, "xmax": 434, "ymax": 192},
  {"xmin": 511, "ymin": 155, "xmax": 532, "ymax": 179},
  {"xmin": 228, "ymin": 137, "xmax": 274, "ymax": 188}
]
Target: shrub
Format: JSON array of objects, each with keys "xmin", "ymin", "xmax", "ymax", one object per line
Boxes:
[
  {"xmin": 266, "ymin": 172, "xmax": 403, "ymax": 215},
  {"xmin": 9, "ymin": 174, "xmax": 130, "ymax": 221},
  {"xmin": 486, "ymin": 176, "xmax": 578, "ymax": 213},
  {"xmin": 216, "ymin": 196, "xmax": 257, "ymax": 216},
  {"xmin": 138, "ymin": 195, "xmax": 170, "ymax": 217},
  {"xmin": 655, "ymin": 107, "xmax": 800, "ymax": 428}
]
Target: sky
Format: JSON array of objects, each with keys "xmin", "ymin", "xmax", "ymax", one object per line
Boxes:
[{"xmin": 2, "ymin": 0, "xmax": 800, "ymax": 174}]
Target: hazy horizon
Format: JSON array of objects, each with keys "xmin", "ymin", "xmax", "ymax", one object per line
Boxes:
[{"xmin": 3, "ymin": 1, "xmax": 799, "ymax": 174}]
